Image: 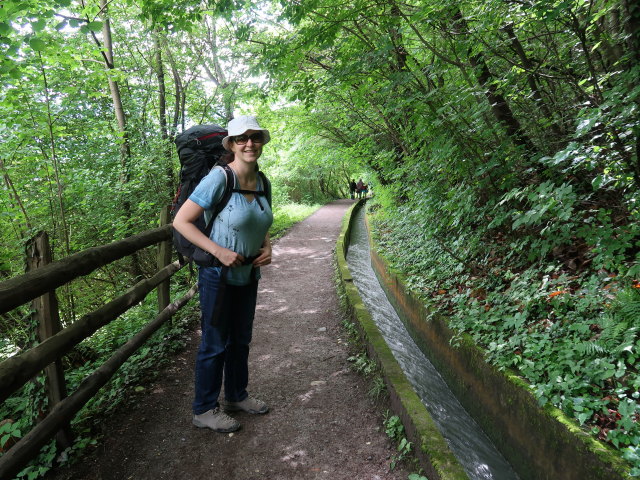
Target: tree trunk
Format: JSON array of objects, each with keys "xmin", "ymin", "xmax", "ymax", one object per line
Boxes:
[
  {"xmin": 501, "ymin": 23, "xmax": 564, "ymax": 141},
  {"xmin": 454, "ymin": 10, "xmax": 536, "ymax": 154},
  {"xmin": 101, "ymin": 4, "xmax": 132, "ymax": 175},
  {"xmin": 0, "ymin": 157, "xmax": 31, "ymax": 231},
  {"xmin": 153, "ymin": 30, "xmax": 174, "ymax": 197},
  {"xmin": 100, "ymin": 0, "xmax": 144, "ymax": 280},
  {"xmin": 622, "ymin": 0, "xmax": 640, "ymax": 63},
  {"xmin": 27, "ymin": 232, "xmax": 73, "ymax": 450},
  {"xmin": 204, "ymin": 17, "xmax": 235, "ymax": 122},
  {"xmin": 37, "ymin": 52, "xmax": 71, "ymax": 256},
  {"xmin": 160, "ymin": 40, "xmax": 185, "ymax": 131}
]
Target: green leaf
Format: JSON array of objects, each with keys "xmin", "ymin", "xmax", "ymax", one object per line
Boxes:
[
  {"xmin": 0, "ymin": 22, "xmax": 14, "ymax": 36},
  {"xmin": 87, "ymin": 21, "xmax": 103, "ymax": 32},
  {"xmin": 31, "ymin": 19, "xmax": 47, "ymax": 32},
  {"xmin": 591, "ymin": 175, "xmax": 603, "ymax": 190},
  {"xmin": 577, "ymin": 412, "xmax": 591, "ymax": 425},
  {"xmin": 29, "ymin": 38, "xmax": 47, "ymax": 51}
]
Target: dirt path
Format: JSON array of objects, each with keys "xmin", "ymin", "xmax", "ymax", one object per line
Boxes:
[{"xmin": 50, "ymin": 199, "xmax": 410, "ymax": 480}]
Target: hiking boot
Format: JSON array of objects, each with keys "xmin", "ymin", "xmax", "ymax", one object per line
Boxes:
[
  {"xmin": 224, "ymin": 396, "xmax": 269, "ymax": 414},
  {"xmin": 193, "ymin": 407, "xmax": 240, "ymax": 433}
]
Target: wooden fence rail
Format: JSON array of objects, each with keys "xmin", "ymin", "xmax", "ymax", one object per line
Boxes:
[
  {"xmin": 0, "ymin": 260, "xmax": 183, "ymax": 404},
  {"xmin": 0, "ymin": 217, "xmax": 198, "ymax": 479},
  {"xmin": 0, "ymin": 285, "xmax": 198, "ymax": 480},
  {"xmin": 0, "ymin": 225, "xmax": 172, "ymax": 315}
]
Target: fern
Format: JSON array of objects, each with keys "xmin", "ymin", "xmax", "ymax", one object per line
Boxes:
[
  {"xmin": 612, "ymin": 326, "xmax": 640, "ymax": 356},
  {"xmin": 615, "ymin": 288, "xmax": 640, "ymax": 325},
  {"xmin": 575, "ymin": 288, "xmax": 640, "ymax": 357},
  {"xmin": 575, "ymin": 341, "xmax": 608, "ymax": 356},
  {"xmin": 600, "ymin": 320, "xmax": 632, "ymax": 348}
]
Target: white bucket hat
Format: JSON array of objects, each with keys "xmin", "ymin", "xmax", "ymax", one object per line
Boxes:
[{"xmin": 222, "ymin": 115, "xmax": 271, "ymax": 151}]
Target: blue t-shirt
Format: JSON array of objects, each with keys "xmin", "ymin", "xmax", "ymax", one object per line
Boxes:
[{"xmin": 189, "ymin": 166, "xmax": 273, "ymax": 285}]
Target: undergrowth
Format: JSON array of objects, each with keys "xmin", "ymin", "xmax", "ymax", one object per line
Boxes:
[
  {"xmin": 383, "ymin": 412, "xmax": 413, "ymax": 470},
  {"xmin": 340, "ymin": 312, "xmax": 387, "ymax": 400},
  {"xmin": 0, "ymin": 276, "xmax": 199, "ymax": 479}
]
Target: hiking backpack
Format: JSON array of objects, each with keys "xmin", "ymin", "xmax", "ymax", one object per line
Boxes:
[{"xmin": 171, "ymin": 124, "xmax": 271, "ymax": 267}]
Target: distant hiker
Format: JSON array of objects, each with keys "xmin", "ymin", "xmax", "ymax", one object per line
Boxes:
[
  {"xmin": 349, "ymin": 179, "xmax": 357, "ymax": 199},
  {"xmin": 173, "ymin": 115, "xmax": 273, "ymax": 433},
  {"xmin": 356, "ymin": 178, "xmax": 364, "ymax": 198}
]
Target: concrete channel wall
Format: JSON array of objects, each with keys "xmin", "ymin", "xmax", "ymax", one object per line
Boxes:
[
  {"xmin": 335, "ymin": 201, "xmax": 631, "ymax": 480},
  {"xmin": 336, "ymin": 201, "xmax": 468, "ymax": 480}
]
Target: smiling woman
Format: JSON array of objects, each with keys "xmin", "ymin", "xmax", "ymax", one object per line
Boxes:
[{"xmin": 173, "ymin": 115, "xmax": 274, "ymax": 433}]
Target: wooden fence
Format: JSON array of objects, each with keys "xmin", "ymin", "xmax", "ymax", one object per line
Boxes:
[{"xmin": 0, "ymin": 208, "xmax": 198, "ymax": 479}]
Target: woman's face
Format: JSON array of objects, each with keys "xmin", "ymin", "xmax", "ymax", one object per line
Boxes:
[{"xmin": 230, "ymin": 129, "xmax": 264, "ymax": 164}]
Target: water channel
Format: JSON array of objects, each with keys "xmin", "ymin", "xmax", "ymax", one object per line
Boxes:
[{"xmin": 346, "ymin": 206, "xmax": 520, "ymax": 480}]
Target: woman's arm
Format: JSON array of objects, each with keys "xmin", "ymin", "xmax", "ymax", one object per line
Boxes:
[{"xmin": 173, "ymin": 199, "xmax": 243, "ymax": 267}]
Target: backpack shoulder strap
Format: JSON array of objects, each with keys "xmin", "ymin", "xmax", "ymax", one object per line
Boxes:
[
  {"xmin": 226, "ymin": 170, "xmax": 271, "ymax": 211},
  {"xmin": 257, "ymin": 171, "xmax": 271, "ymax": 208},
  {"xmin": 203, "ymin": 164, "xmax": 234, "ymax": 236},
  {"xmin": 214, "ymin": 164, "xmax": 235, "ymax": 217},
  {"xmin": 207, "ymin": 166, "xmax": 271, "ymax": 216}
]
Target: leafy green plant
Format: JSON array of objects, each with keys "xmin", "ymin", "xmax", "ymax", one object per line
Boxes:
[
  {"xmin": 383, "ymin": 413, "xmax": 412, "ymax": 470},
  {"xmin": 369, "ymin": 376, "xmax": 387, "ymax": 399},
  {"xmin": 347, "ymin": 353, "xmax": 378, "ymax": 377},
  {"xmin": 383, "ymin": 413, "xmax": 405, "ymax": 442},
  {"xmin": 373, "ymin": 198, "xmax": 640, "ymax": 470},
  {"xmin": 0, "ymin": 290, "xmax": 199, "ymax": 477},
  {"xmin": 0, "ymin": 419, "xmax": 21, "ymax": 452},
  {"xmin": 16, "ymin": 441, "xmax": 57, "ymax": 480},
  {"xmin": 391, "ymin": 437, "xmax": 412, "ymax": 470},
  {"xmin": 340, "ymin": 317, "xmax": 360, "ymax": 341}
]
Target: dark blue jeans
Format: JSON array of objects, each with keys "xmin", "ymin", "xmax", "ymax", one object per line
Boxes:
[{"xmin": 193, "ymin": 266, "xmax": 258, "ymax": 415}]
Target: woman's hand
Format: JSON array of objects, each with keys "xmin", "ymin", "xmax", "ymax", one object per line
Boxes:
[
  {"xmin": 215, "ymin": 247, "xmax": 245, "ymax": 268},
  {"xmin": 253, "ymin": 244, "xmax": 272, "ymax": 267}
]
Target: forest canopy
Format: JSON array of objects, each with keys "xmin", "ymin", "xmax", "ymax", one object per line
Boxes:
[{"xmin": 1, "ymin": 0, "xmax": 640, "ymax": 476}]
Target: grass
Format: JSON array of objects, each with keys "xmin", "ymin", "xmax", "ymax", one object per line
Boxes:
[{"xmin": 270, "ymin": 202, "xmax": 322, "ymax": 240}]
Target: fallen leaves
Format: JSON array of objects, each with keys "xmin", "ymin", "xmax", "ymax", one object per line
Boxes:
[{"xmin": 548, "ymin": 290, "xmax": 568, "ymax": 298}]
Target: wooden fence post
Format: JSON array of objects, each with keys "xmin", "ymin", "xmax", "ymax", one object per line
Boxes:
[
  {"xmin": 26, "ymin": 231, "xmax": 73, "ymax": 449},
  {"xmin": 157, "ymin": 206, "xmax": 172, "ymax": 313}
]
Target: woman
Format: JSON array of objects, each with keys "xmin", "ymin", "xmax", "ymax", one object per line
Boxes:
[{"xmin": 173, "ymin": 115, "xmax": 273, "ymax": 433}]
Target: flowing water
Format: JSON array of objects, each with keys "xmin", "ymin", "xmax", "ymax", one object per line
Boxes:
[{"xmin": 346, "ymin": 207, "xmax": 519, "ymax": 480}]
